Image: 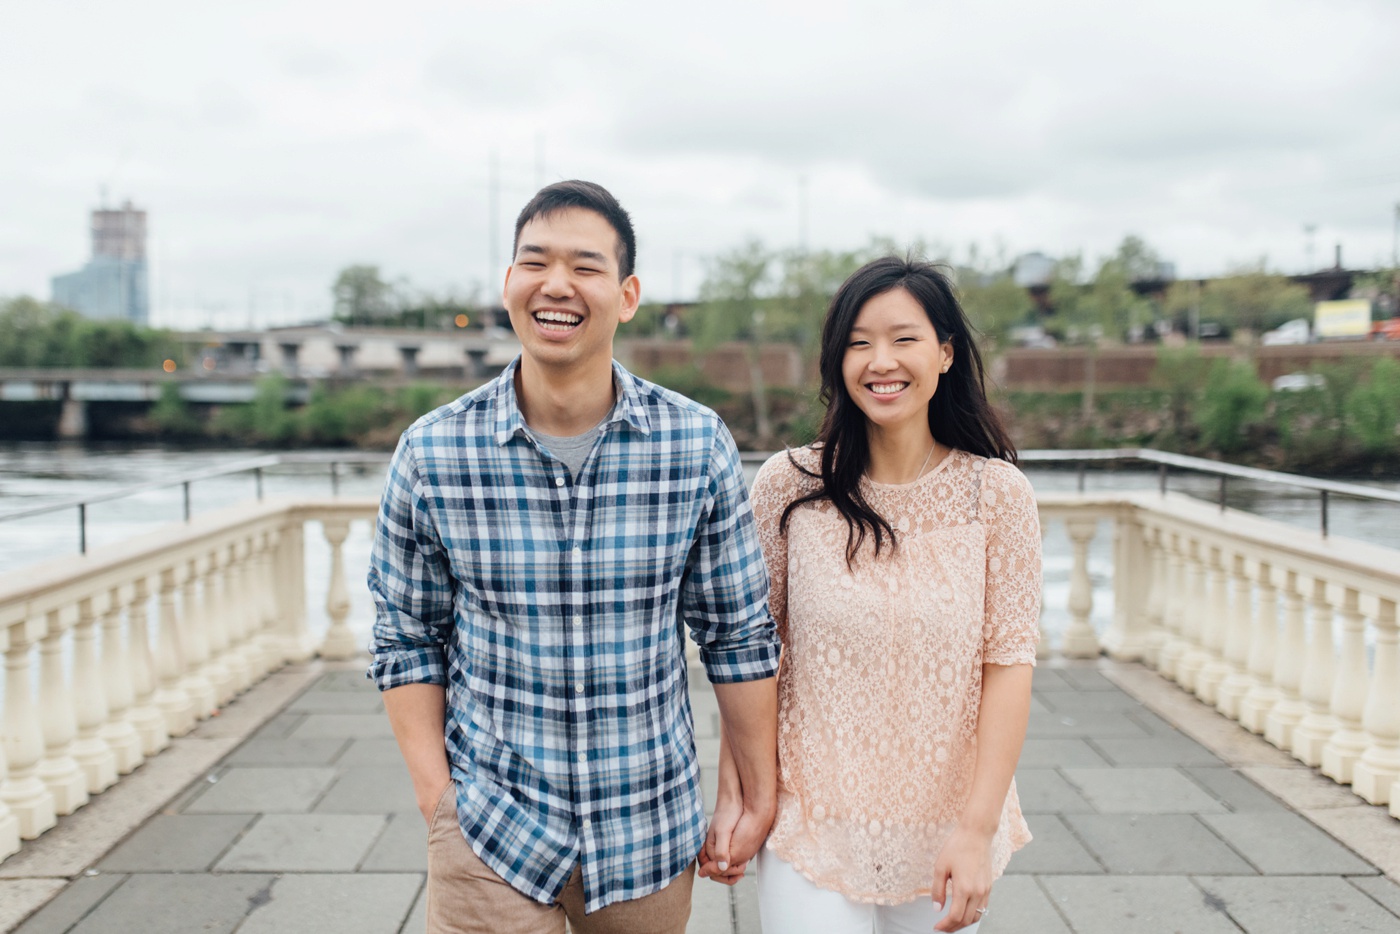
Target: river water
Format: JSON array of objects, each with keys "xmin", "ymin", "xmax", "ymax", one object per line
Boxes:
[{"xmin": 1, "ymin": 442, "xmax": 1397, "ymax": 654}]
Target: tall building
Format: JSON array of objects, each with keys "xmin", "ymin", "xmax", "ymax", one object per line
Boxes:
[{"xmin": 51, "ymin": 201, "xmax": 150, "ymax": 324}]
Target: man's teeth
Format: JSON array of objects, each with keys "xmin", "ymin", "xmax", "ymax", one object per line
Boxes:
[
  {"xmin": 535, "ymin": 311, "xmax": 582, "ymax": 329},
  {"xmin": 869, "ymin": 383, "xmax": 907, "ymax": 395}
]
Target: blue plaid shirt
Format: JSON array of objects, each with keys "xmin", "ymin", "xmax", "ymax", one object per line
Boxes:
[{"xmin": 368, "ymin": 358, "xmax": 779, "ymax": 913}]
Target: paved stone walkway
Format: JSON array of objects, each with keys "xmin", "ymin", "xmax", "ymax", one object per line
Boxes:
[{"xmin": 10, "ymin": 661, "xmax": 1400, "ymax": 932}]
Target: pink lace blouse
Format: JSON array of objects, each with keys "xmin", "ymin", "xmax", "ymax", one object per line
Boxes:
[{"xmin": 749, "ymin": 446, "xmax": 1042, "ymax": 904}]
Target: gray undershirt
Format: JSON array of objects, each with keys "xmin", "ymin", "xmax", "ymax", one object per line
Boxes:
[{"xmin": 529, "ymin": 404, "xmax": 615, "ymax": 479}]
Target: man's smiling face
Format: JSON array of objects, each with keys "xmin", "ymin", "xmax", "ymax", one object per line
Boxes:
[{"xmin": 503, "ymin": 207, "xmax": 639, "ymax": 374}]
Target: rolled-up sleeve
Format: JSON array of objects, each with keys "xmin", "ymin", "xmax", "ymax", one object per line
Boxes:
[
  {"xmin": 680, "ymin": 424, "xmax": 781, "ymax": 684},
  {"xmin": 366, "ymin": 434, "xmax": 455, "ymax": 690}
]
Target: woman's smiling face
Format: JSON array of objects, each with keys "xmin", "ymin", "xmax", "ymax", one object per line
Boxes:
[{"xmin": 841, "ymin": 287, "xmax": 953, "ymax": 435}]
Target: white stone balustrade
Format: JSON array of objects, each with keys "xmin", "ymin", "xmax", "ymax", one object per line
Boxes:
[
  {"xmin": 0, "ymin": 497, "xmax": 378, "ymax": 866},
  {"xmin": 3, "ymin": 485, "xmax": 1399, "ymax": 867}
]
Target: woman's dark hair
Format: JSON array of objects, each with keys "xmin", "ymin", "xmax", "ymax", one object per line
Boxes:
[
  {"xmin": 781, "ymin": 255, "xmax": 1016, "ymax": 563},
  {"xmin": 513, "ymin": 179, "xmax": 637, "ymax": 279}
]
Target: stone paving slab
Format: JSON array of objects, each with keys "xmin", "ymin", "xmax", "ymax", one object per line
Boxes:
[
  {"xmin": 1004, "ymin": 815, "xmax": 1103, "ymax": 875},
  {"xmin": 215, "ymin": 814, "xmax": 388, "ymax": 872},
  {"xmin": 1200, "ymin": 812, "xmax": 1378, "ymax": 875},
  {"xmin": 1062, "ymin": 767, "xmax": 1228, "ymax": 814},
  {"xmin": 1029, "ymin": 709, "xmax": 1153, "ymax": 738},
  {"xmin": 336, "ymin": 736, "xmax": 410, "ymax": 766},
  {"xmin": 183, "ymin": 765, "xmax": 339, "ymax": 813},
  {"xmin": 1194, "ymin": 875, "xmax": 1400, "ymax": 933},
  {"xmin": 401, "ymin": 886, "xmax": 428, "ymax": 933},
  {"xmin": 360, "ymin": 812, "xmax": 430, "ymax": 872},
  {"xmin": 286, "ymin": 691, "xmax": 387, "ymax": 714},
  {"xmin": 1183, "ymin": 766, "xmax": 1289, "ymax": 813},
  {"xmin": 1014, "ymin": 769, "xmax": 1097, "ymax": 814},
  {"xmin": 1039, "ymin": 874, "xmax": 1240, "ymax": 933},
  {"xmin": 96, "ymin": 814, "xmax": 254, "ymax": 872},
  {"xmin": 237, "ymin": 872, "xmax": 424, "ymax": 933},
  {"xmin": 1036, "ymin": 688, "xmax": 1149, "ymax": 713},
  {"xmin": 288, "ymin": 712, "xmax": 397, "ymax": 739},
  {"xmin": 69, "ymin": 873, "xmax": 276, "ymax": 934},
  {"xmin": 1089, "ymin": 734, "xmax": 1224, "ymax": 767},
  {"xmin": 979, "ymin": 875, "xmax": 1072, "ymax": 933},
  {"xmin": 1063, "ymin": 814, "xmax": 1256, "ymax": 875},
  {"xmin": 223, "ymin": 736, "xmax": 350, "ymax": 766},
  {"xmin": 314, "ymin": 765, "xmax": 419, "ymax": 814},
  {"xmin": 1017, "ymin": 738, "xmax": 1114, "ymax": 769},
  {"xmin": 11, "ymin": 876, "xmax": 120, "ymax": 934},
  {"xmin": 1347, "ymin": 874, "xmax": 1400, "ymax": 915}
]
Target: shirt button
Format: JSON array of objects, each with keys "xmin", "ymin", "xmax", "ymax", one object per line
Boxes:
[
  {"xmin": 555, "ymin": 477, "xmax": 565, "ymax": 487},
  {"xmin": 575, "ymin": 683, "xmax": 584, "ymax": 694},
  {"xmin": 572, "ymin": 546, "xmax": 582, "ymax": 558},
  {"xmin": 577, "ymin": 752, "xmax": 586, "ymax": 763},
  {"xmin": 572, "ymin": 615, "xmax": 582, "ymax": 626},
  {"xmin": 582, "ymin": 819, "xmax": 592, "ymax": 831}
]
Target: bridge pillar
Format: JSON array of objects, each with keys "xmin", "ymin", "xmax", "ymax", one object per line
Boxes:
[
  {"xmin": 56, "ymin": 387, "xmax": 88, "ymax": 440},
  {"xmin": 465, "ymin": 348, "xmax": 489, "ymax": 379},
  {"xmin": 399, "ymin": 345, "xmax": 421, "ymax": 377}
]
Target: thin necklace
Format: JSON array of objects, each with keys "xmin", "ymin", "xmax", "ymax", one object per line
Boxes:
[{"xmin": 902, "ymin": 441, "xmax": 938, "ymax": 484}]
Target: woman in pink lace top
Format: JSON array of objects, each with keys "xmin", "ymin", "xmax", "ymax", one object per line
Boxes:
[{"xmin": 702, "ymin": 257, "xmax": 1041, "ymax": 933}]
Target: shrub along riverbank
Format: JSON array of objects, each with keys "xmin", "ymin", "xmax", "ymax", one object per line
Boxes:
[{"xmin": 66, "ymin": 351, "xmax": 1400, "ymax": 479}]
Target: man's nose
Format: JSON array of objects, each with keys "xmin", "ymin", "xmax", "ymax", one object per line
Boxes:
[{"xmin": 541, "ymin": 264, "xmax": 574, "ymax": 298}]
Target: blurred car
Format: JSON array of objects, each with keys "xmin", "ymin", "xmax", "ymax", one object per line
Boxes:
[
  {"xmin": 1261, "ymin": 318, "xmax": 1311, "ymax": 346},
  {"xmin": 1372, "ymin": 318, "xmax": 1400, "ymax": 341},
  {"xmin": 1271, "ymin": 372, "xmax": 1326, "ymax": 392}
]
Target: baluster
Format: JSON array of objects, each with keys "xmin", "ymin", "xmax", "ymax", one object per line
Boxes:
[
  {"xmin": 254, "ymin": 530, "xmax": 285, "ymax": 671},
  {"xmin": 1, "ymin": 621, "xmax": 57, "ymax": 838},
  {"xmin": 1140, "ymin": 526, "xmax": 1167, "ymax": 668},
  {"xmin": 1177, "ymin": 539, "xmax": 1209, "ymax": 693},
  {"xmin": 36, "ymin": 608, "xmax": 89, "ymax": 814},
  {"xmin": 276, "ymin": 519, "xmax": 314, "ymax": 662},
  {"xmin": 234, "ymin": 536, "xmax": 271, "ymax": 682},
  {"xmin": 69, "ymin": 596, "xmax": 118, "ymax": 793},
  {"xmin": 179, "ymin": 556, "xmax": 217, "ymax": 720},
  {"xmin": 1216, "ymin": 554, "xmax": 1255, "ymax": 719},
  {"xmin": 98, "ymin": 585, "xmax": 143, "ymax": 774},
  {"xmin": 1103, "ymin": 513, "xmax": 1147, "ymax": 661},
  {"xmin": 152, "ymin": 566, "xmax": 195, "ymax": 737},
  {"xmin": 1061, "ymin": 518, "xmax": 1100, "ymax": 657},
  {"xmin": 1321, "ymin": 588, "xmax": 1371, "ymax": 783},
  {"xmin": 1035, "ymin": 518, "xmax": 1050, "ymax": 659},
  {"xmin": 1195, "ymin": 546, "xmax": 1232, "ymax": 705},
  {"xmin": 1292, "ymin": 578, "xmax": 1339, "ymax": 766},
  {"xmin": 1239, "ymin": 562, "xmax": 1282, "ymax": 733},
  {"xmin": 125, "ymin": 575, "xmax": 171, "ymax": 756},
  {"xmin": 1158, "ymin": 533, "xmax": 1187, "ymax": 680},
  {"xmin": 1264, "ymin": 571, "xmax": 1309, "ymax": 750},
  {"xmin": 0, "ymin": 701, "xmax": 18, "ymax": 858},
  {"xmin": 218, "ymin": 541, "xmax": 251, "ymax": 695},
  {"xmin": 320, "ymin": 518, "xmax": 360, "ymax": 659},
  {"xmin": 1356, "ymin": 598, "xmax": 1400, "ymax": 805},
  {"xmin": 201, "ymin": 547, "xmax": 235, "ymax": 706}
]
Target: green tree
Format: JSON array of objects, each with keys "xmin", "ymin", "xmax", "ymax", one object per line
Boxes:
[
  {"xmin": 1197, "ymin": 358, "xmax": 1269, "ymax": 453},
  {"xmin": 1345, "ymin": 357, "xmax": 1400, "ymax": 454},
  {"xmin": 149, "ymin": 381, "xmax": 200, "ymax": 436},
  {"xmin": 1201, "ymin": 265, "xmax": 1312, "ymax": 336},
  {"xmin": 1151, "ymin": 344, "xmax": 1210, "ymax": 442},
  {"xmin": 331, "ymin": 265, "xmax": 400, "ymax": 326},
  {"xmin": 692, "ymin": 241, "xmax": 776, "ymax": 444},
  {"xmin": 958, "ymin": 273, "xmax": 1030, "ymax": 344}
]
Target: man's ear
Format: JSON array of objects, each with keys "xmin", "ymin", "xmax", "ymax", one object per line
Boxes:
[
  {"xmin": 501, "ymin": 264, "xmax": 513, "ymax": 308},
  {"xmin": 618, "ymin": 274, "xmax": 641, "ymax": 324}
]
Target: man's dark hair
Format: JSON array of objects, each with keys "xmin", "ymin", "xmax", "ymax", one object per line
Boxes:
[{"xmin": 512, "ymin": 180, "xmax": 637, "ymax": 279}]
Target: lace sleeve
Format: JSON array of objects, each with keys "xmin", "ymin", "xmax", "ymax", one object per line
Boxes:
[
  {"xmin": 749, "ymin": 451, "xmax": 805, "ymax": 645},
  {"xmin": 980, "ymin": 460, "xmax": 1042, "ymax": 665}
]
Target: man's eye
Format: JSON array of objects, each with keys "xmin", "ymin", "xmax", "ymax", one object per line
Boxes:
[
  {"xmin": 576, "ymin": 267, "xmax": 601, "ymax": 275},
  {"xmin": 520, "ymin": 261, "xmax": 545, "ymax": 269}
]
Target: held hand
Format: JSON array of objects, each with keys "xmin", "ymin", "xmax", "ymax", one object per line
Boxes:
[
  {"xmin": 931, "ymin": 825, "xmax": 995, "ymax": 932},
  {"xmin": 697, "ymin": 788, "xmax": 775, "ymax": 885}
]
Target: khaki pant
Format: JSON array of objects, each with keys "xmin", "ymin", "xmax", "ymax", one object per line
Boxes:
[{"xmin": 425, "ymin": 784, "xmax": 694, "ymax": 934}]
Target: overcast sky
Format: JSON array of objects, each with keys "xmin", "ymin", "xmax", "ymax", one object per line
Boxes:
[{"xmin": 3, "ymin": 0, "xmax": 1399, "ymax": 328}]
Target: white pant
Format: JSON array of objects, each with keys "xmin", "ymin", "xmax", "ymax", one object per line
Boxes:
[{"xmin": 755, "ymin": 847, "xmax": 980, "ymax": 934}]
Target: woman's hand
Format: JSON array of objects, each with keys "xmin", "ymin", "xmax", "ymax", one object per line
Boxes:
[
  {"xmin": 697, "ymin": 786, "xmax": 751, "ymax": 885},
  {"xmin": 930, "ymin": 824, "xmax": 994, "ymax": 932}
]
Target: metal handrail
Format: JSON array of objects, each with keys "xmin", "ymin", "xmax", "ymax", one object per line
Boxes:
[{"xmin": 0, "ymin": 447, "xmax": 1394, "ymax": 552}]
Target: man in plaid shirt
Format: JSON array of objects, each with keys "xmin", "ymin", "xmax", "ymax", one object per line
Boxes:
[{"xmin": 368, "ymin": 180, "xmax": 780, "ymax": 933}]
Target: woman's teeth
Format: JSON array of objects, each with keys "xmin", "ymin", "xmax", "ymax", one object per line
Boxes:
[{"xmin": 869, "ymin": 383, "xmax": 907, "ymax": 395}]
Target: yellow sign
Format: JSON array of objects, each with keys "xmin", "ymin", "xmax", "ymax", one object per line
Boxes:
[{"xmin": 1314, "ymin": 300, "xmax": 1371, "ymax": 339}]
